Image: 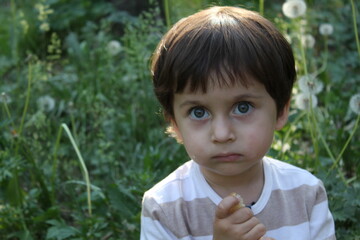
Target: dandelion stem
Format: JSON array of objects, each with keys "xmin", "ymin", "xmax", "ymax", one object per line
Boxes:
[
  {"xmin": 351, "ymin": 0, "xmax": 360, "ymax": 58},
  {"xmin": 18, "ymin": 63, "xmax": 32, "ymax": 137},
  {"xmin": 330, "ymin": 114, "xmax": 360, "ymax": 171},
  {"xmin": 259, "ymin": 0, "xmax": 264, "ymax": 16},
  {"xmin": 15, "ymin": 62, "xmax": 32, "ymax": 155},
  {"xmin": 61, "ymin": 123, "xmax": 92, "ymax": 216},
  {"xmin": 297, "ymin": 19, "xmax": 325, "ymax": 166},
  {"xmin": 163, "ymin": 0, "xmax": 171, "ymax": 29},
  {"xmin": 279, "ymin": 111, "xmax": 306, "ymax": 160},
  {"xmin": 1, "ymin": 99, "xmax": 16, "ymax": 131},
  {"xmin": 313, "ymin": 37, "xmax": 328, "ymax": 77},
  {"xmin": 2, "ymin": 99, "xmax": 11, "ymax": 120}
]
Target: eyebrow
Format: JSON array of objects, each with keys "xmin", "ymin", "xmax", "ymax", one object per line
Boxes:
[{"xmin": 178, "ymin": 93, "xmax": 263, "ymax": 109}]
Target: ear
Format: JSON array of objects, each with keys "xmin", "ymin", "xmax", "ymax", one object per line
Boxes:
[
  {"xmin": 275, "ymin": 101, "xmax": 290, "ymax": 130},
  {"xmin": 167, "ymin": 119, "xmax": 184, "ymax": 143}
]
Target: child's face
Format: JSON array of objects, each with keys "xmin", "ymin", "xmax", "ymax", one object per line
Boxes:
[{"xmin": 171, "ymin": 77, "xmax": 289, "ymax": 178}]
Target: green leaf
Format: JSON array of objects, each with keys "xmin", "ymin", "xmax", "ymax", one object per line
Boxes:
[{"xmin": 46, "ymin": 220, "xmax": 80, "ymax": 240}]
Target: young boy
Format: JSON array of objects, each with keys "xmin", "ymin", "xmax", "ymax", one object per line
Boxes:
[{"xmin": 141, "ymin": 6, "xmax": 335, "ymax": 240}]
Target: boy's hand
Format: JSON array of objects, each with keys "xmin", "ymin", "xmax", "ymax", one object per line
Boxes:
[{"xmin": 213, "ymin": 194, "xmax": 272, "ymax": 240}]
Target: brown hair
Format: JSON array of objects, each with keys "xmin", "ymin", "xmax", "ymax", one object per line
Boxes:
[{"xmin": 151, "ymin": 6, "xmax": 296, "ymax": 120}]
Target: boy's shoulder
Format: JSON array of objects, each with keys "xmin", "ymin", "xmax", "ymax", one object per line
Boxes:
[
  {"xmin": 143, "ymin": 160, "xmax": 195, "ymax": 201},
  {"xmin": 264, "ymin": 157, "xmax": 322, "ymax": 187}
]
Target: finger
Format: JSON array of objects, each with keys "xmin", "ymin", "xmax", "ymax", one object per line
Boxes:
[
  {"xmin": 243, "ymin": 222, "xmax": 267, "ymax": 240},
  {"xmin": 215, "ymin": 194, "xmax": 241, "ymax": 219},
  {"xmin": 229, "ymin": 192, "xmax": 245, "ymax": 214},
  {"xmin": 230, "ymin": 207, "xmax": 254, "ymax": 224}
]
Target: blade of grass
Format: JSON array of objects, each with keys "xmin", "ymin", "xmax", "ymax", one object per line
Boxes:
[{"xmin": 61, "ymin": 123, "xmax": 92, "ymax": 216}]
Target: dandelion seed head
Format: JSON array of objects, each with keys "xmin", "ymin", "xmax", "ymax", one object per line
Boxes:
[
  {"xmin": 0, "ymin": 92, "xmax": 12, "ymax": 104},
  {"xmin": 301, "ymin": 34, "xmax": 315, "ymax": 48},
  {"xmin": 319, "ymin": 23, "xmax": 334, "ymax": 36},
  {"xmin": 107, "ymin": 40, "xmax": 122, "ymax": 56},
  {"xmin": 349, "ymin": 93, "xmax": 360, "ymax": 115},
  {"xmin": 282, "ymin": 0, "xmax": 307, "ymax": 19},
  {"xmin": 295, "ymin": 93, "xmax": 318, "ymax": 110},
  {"xmin": 37, "ymin": 95, "xmax": 55, "ymax": 112},
  {"xmin": 298, "ymin": 74, "xmax": 323, "ymax": 94}
]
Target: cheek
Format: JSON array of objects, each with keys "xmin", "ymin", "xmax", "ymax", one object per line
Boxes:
[
  {"xmin": 243, "ymin": 124, "xmax": 275, "ymax": 154},
  {"xmin": 181, "ymin": 129, "xmax": 208, "ymax": 159}
]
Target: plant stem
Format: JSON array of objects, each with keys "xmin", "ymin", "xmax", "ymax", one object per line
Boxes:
[
  {"xmin": 61, "ymin": 123, "xmax": 92, "ymax": 216},
  {"xmin": 299, "ymin": 32, "xmax": 319, "ymax": 161},
  {"xmin": 259, "ymin": 0, "xmax": 264, "ymax": 16},
  {"xmin": 1, "ymin": 97, "xmax": 16, "ymax": 131},
  {"xmin": 279, "ymin": 111, "xmax": 306, "ymax": 160},
  {"xmin": 163, "ymin": 0, "xmax": 171, "ymax": 29},
  {"xmin": 313, "ymin": 37, "xmax": 328, "ymax": 78},
  {"xmin": 351, "ymin": 0, "xmax": 360, "ymax": 58},
  {"xmin": 330, "ymin": 114, "xmax": 360, "ymax": 171},
  {"xmin": 16, "ymin": 62, "xmax": 33, "ymax": 154}
]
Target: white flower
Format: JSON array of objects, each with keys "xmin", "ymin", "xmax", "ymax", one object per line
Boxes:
[
  {"xmin": 37, "ymin": 95, "xmax": 55, "ymax": 112},
  {"xmin": 349, "ymin": 93, "xmax": 360, "ymax": 115},
  {"xmin": 319, "ymin": 23, "xmax": 334, "ymax": 36},
  {"xmin": 298, "ymin": 74, "xmax": 323, "ymax": 94},
  {"xmin": 295, "ymin": 93, "xmax": 318, "ymax": 110},
  {"xmin": 107, "ymin": 40, "xmax": 122, "ymax": 56},
  {"xmin": 301, "ymin": 34, "xmax": 315, "ymax": 48},
  {"xmin": 282, "ymin": 0, "xmax": 307, "ymax": 19}
]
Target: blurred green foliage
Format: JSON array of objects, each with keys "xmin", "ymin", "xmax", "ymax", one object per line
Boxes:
[{"xmin": 0, "ymin": 0, "xmax": 359, "ymax": 239}]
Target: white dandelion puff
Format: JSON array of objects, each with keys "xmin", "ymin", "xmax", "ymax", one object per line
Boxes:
[
  {"xmin": 282, "ymin": 0, "xmax": 307, "ymax": 19},
  {"xmin": 298, "ymin": 74, "xmax": 324, "ymax": 94},
  {"xmin": 107, "ymin": 40, "xmax": 122, "ymax": 56},
  {"xmin": 349, "ymin": 93, "xmax": 360, "ymax": 115},
  {"xmin": 301, "ymin": 34, "xmax": 315, "ymax": 48},
  {"xmin": 319, "ymin": 23, "xmax": 334, "ymax": 36},
  {"xmin": 295, "ymin": 93, "xmax": 318, "ymax": 110},
  {"xmin": 37, "ymin": 95, "xmax": 55, "ymax": 112},
  {"xmin": 0, "ymin": 92, "xmax": 12, "ymax": 104}
]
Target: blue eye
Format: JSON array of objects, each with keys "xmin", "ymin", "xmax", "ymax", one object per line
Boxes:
[
  {"xmin": 233, "ymin": 102, "xmax": 253, "ymax": 115},
  {"xmin": 189, "ymin": 107, "xmax": 210, "ymax": 120}
]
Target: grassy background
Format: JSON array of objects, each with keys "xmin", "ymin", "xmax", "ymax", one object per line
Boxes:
[{"xmin": 0, "ymin": 0, "xmax": 359, "ymax": 239}]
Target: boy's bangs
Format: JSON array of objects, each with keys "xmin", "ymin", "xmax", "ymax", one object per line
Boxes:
[{"xmin": 171, "ymin": 25, "xmax": 257, "ymax": 94}]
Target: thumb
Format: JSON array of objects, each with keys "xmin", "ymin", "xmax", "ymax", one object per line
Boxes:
[{"xmin": 215, "ymin": 194, "xmax": 241, "ymax": 219}]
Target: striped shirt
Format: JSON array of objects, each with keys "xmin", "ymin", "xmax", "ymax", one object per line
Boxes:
[{"xmin": 141, "ymin": 157, "xmax": 336, "ymax": 240}]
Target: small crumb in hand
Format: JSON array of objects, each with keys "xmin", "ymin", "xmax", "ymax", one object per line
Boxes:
[{"xmin": 229, "ymin": 192, "xmax": 245, "ymax": 213}]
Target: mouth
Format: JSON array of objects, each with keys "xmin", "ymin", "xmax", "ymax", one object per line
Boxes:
[{"xmin": 213, "ymin": 153, "xmax": 242, "ymax": 162}]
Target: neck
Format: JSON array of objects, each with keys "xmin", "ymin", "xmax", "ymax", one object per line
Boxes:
[{"xmin": 201, "ymin": 161, "xmax": 264, "ymax": 205}]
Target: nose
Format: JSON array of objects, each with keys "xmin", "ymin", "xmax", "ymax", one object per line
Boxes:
[{"xmin": 211, "ymin": 116, "xmax": 236, "ymax": 143}]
